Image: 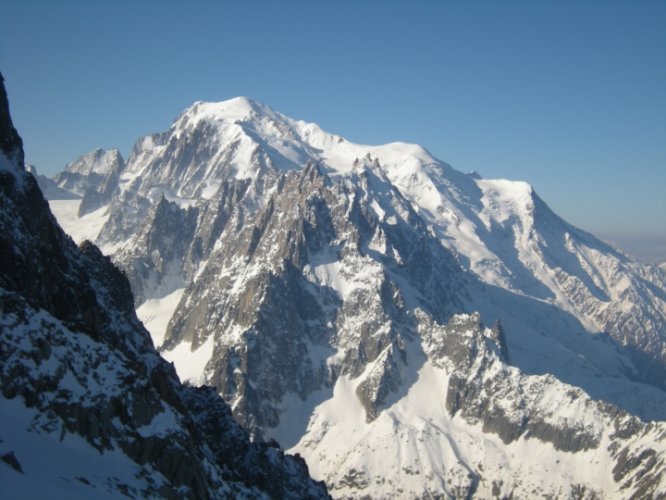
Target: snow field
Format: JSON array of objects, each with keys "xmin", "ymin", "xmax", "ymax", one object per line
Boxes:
[{"xmin": 48, "ymin": 200, "xmax": 109, "ymax": 244}]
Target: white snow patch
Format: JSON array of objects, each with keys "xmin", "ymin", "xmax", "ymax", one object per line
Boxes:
[
  {"xmin": 147, "ymin": 187, "xmax": 197, "ymax": 209},
  {"xmin": 370, "ymin": 199, "xmax": 385, "ymax": 220},
  {"xmin": 200, "ymin": 181, "xmax": 221, "ymax": 199},
  {"xmin": 136, "ymin": 288, "xmax": 185, "ymax": 348},
  {"xmin": 161, "ymin": 335, "xmax": 215, "ymax": 386},
  {"xmin": 136, "ymin": 406, "xmax": 180, "ymax": 438},
  {"xmin": 309, "ymin": 261, "xmax": 350, "ymax": 299},
  {"xmin": 48, "ymin": 200, "xmax": 109, "ymax": 244}
]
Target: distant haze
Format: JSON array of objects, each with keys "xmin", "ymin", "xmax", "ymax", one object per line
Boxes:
[{"xmin": 598, "ymin": 233, "xmax": 666, "ymax": 265}]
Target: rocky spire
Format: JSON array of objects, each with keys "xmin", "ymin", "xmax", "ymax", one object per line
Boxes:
[{"xmin": 0, "ymin": 72, "xmax": 23, "ymax": 164}]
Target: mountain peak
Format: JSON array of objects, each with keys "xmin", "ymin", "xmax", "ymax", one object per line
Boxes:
[
  {"xmin": 182, "ymin": 96, "xmax": 281, "ymax": 125},
  {"xmin": 62, "ymin": 148, "xmax": 124, "ymax": 176}
]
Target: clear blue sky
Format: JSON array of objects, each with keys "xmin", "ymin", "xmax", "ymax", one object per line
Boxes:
[{"xmin": 2, "ymin": 0, "xmax": 665, "ymax": 260}]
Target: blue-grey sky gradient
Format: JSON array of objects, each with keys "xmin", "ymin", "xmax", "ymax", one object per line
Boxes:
[{"xmin": 1, "ymin": 0, "xmax": 665, "ymax": 260}]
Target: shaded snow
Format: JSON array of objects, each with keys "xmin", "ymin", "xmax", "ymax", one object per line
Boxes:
[
  {"xmin": 48, "ymin": 200, "xmax": 109, "ymax": 244},
  {"xmin": 136, "ymin": 288, "xmax": 185, "ymax": 348},
  {"xmin": 0, "ymin": 391, "xmax": 167, "ymax": 500}
]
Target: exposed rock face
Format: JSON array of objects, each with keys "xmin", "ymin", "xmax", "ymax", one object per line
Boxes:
[
  {"xmin": 157, "ymin": 160, "xmax": 464, "ymax": 434},
  {"xmin": 114, "ymin": 195, "xmax": 198, "ymax": 305},
  {"xmin": 0, "ymin": 74, "xmax": 329, "ymax": 499},
  {"xmin": 46, "ymin": 96, "xmax": 666, "ymax": 497}
]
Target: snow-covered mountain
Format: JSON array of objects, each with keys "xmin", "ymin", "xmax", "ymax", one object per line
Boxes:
[
  {"xmin": 53, "ymin": 148, "xmax": 125, "ymax": 215},
  {"xmin": 48, "ymin": 96, "xmax": 666, "ymax": 497},
  {"xmin": 0, "ymin": 76, "xmax": 328, "ymax": 499}
]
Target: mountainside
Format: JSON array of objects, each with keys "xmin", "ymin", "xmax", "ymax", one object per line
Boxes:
[
  {"xmin": 0, "ymin": 76, "xmax": 328, "ymax": 499},
  {"xmin": 48, "ymin": 96, "xmax": 666, "ymax": 498},
  {"xmin": 53, "ymin": 148, "xmax": 125, "ymax": 216}
]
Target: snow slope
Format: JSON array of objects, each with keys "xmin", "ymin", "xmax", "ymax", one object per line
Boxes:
[
  {"xmin": 48, "ymin": 199, "xmax": 109, "ymax": 244},
  {"xmin": 1, "ymin": 396, "xmax": 167, "ymax": 500},
  {"xmin": 136, "ymin": 288, "xmax": 186, "ymax": 348}
]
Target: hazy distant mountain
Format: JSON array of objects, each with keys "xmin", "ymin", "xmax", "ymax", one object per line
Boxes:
[
  {"xmin": 49, "ymin": 97, "xmax": 666, "ymax": 498},
  {"xmin": 53, "ymin": 148, "xmax": 125, "ymax": 216},
  {"xmin": 0, "ymin": 77, "xmax": 328, "ymax": 499},
  {"xmin": 26, "ymin": 163, "xmax": 79, "ymax": 200}
]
